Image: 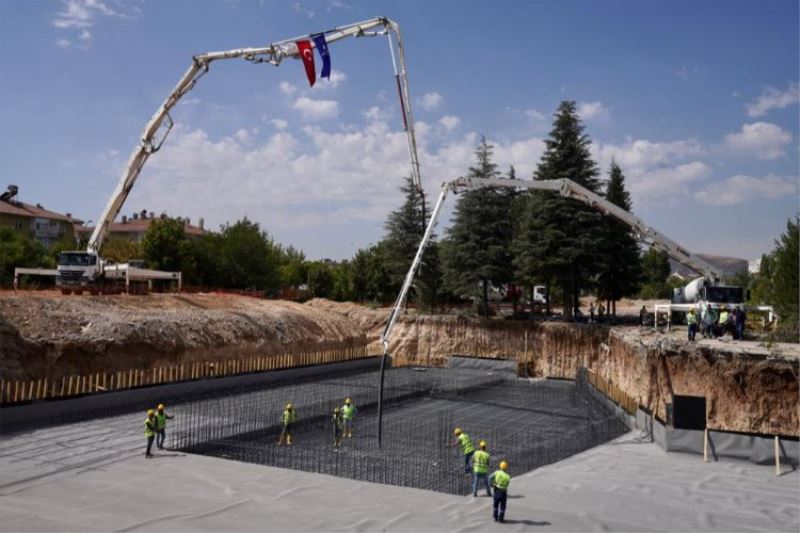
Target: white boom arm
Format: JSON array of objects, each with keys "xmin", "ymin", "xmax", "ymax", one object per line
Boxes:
[
  {"xmin": 87, "ymin": 17, "xmax": 421, "ymax": 252},
  {"xmin": 381, "ymin": 176, "xmax": 724, "ymax": 351}
]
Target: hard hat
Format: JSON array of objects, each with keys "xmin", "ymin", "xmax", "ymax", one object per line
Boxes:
[
  {"xmin": 453, "ymin": 428, "xmax": 462, "ymax": 436},
  {"xmin": 499, "ymin": 461, "xmax": 508, "ymax": 471},
  {"xmin": 345, "ymin": 398, "xmax": 351, "ymax": 404},
  {"xmin": 286, "ymin": 403, "xmax": 293, "ymax": 410},
  {"xmin": 157, "ymin": 404, "xmax": 165, "ymax": 410},
  {"xmin": 147, "ymin": 409, "xmax": 154, "ymax": 416},
  {"xmin": 479, "ymin": 440, "xmax": 487, "ymax": 449}
]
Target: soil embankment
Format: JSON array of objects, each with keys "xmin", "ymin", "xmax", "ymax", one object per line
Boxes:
[{"xmin": 1, "ymin": 293, "xmax": 797, "ymax": 436}]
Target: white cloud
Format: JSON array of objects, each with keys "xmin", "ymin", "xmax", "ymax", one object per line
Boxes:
[
  {"xmin": 438, "ymin": 116, "xmax": 460, "ymax": 131},
  {"xmin": 279, "ymin": 81, "xmax": 296, "ymax": 96},
  {"xmin": 293, "ymin": 2, "xmax": 314, "ymax": 18},
  {"xmin": 418, "ymin": 92, "xmax": 443, "ymax": 111},
  {"xmin": 524, "ymin": 109, "xmax": 546, "ymax": 122},
  {"xmin": 364, "ymin": 106, "xmax": 390, "ymax": 122},
  {"xmin": 746, "ymin": 82, "xmax": 799, "ymax": 117},
  {"xmin": 291, "ymin": 96, "xmax": 339, "ymax": 120},
  {"xmin": 594, "ymin": 139, "xmax": 708, "ymax": 203},
  {"xmin": 52, "ymin": 0, "xmax": 119, "ymax": 46},
  {"xmin": 694, "ymin": 174, "xmax": 798, "ymax": 205},
  {"xmin": 723, "ymin": 122, "xmax": 792, "ymax": 160},
  {"xmin": 313, "ymin": 70, "xmax": 346, "ymax": 89},
  {"xmin": 578, "ymin": 101, "xmax": 610, "ymax": 121},
  {"xmin": 269, "ymin": 119, "xmax": 288, "ymax": 130},
  {"xmin": 55, "ymin": 38, "xmax": 72, "ymax": 48}
]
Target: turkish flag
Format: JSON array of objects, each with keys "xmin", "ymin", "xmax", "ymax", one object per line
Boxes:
[{"xmin": 296, "ymin": 39, "xmax": 316, "ymax": 87}]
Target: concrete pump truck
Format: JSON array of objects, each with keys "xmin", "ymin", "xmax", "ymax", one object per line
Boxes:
[{"xmin": 52, "ymin": 17, "xmax": 423, "ymax": 295}]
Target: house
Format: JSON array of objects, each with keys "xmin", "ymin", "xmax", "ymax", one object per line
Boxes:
[
  {"xmin": 0, "ymin": 185, "xmax": 82, "ymax": 248},
  {"xmin": 76, "ymin": 209, "xmax": 207, "ymax": 243}
]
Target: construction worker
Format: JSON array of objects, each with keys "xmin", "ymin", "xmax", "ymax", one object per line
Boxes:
[
  {"xmin": 144, "ymin": 409, "xmax": 157, "ymax": 458},
  {"xmin": 686, "ymin": 309, "xmax": 698, "ymax": 342},
  {"xmin": 332, "ymin": 407, "xmax": 344, "ymax": 448},
  {"xmin": 278, "ymin": 403, "xmax": 297, "ymax": 446},
  {"xmin": 342, "ymin": 398, "xmax": 357, "ymax": 438},
  {"xmin": 489, "ymin": 461, "xmax": 511, "ymax": 522},
  {"xmin": 155, "ymin": 403, "xmax": 174, "ymax": 450},
  {"xmin": 449, "ymin": 428, "xmax": 475, "ymax": 475},
  {"xmin": 472, "ymin": 441, "xmax": 492, "ymax": 497},
  {"xmin": 718, "ymin": 307, "xmax": 730, "ymax": 338}
]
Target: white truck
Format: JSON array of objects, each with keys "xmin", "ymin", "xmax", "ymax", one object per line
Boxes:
[{"xmin": 53, "ymin": 17, "xmax": 422, "ymax": 295}]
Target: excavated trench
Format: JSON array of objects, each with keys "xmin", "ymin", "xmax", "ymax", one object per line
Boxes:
[{"xmin": 1, "ymin": 294, "xmax": 797, "ymax": 436}]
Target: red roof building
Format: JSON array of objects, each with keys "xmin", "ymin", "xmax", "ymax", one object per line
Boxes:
[
  {"xmin": 0, "ymin": 185, "xmax": 83, "ymax": 248},
  {"xmin": 76, "ymin": 210, "xmax": 207, "ymax": 242}
]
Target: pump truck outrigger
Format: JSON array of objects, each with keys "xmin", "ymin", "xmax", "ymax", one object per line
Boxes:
[{"xmin": 54, "ymin": 17, "xmax": 424, "ymax": 294}]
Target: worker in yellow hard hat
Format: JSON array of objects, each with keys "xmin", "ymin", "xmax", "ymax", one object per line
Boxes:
[
  {"xmin": 472, "ymin": 441, "xmax": 492, "ymax": 497},
  {"xmin": 342, "ymin": 398, "xmax": 357, "ymax": 438},
  {"xmin": 144, "ymin": 409, "xmax": 157, "ymax": 458},
  {"xmin": 278, "ymin": 403, "xmax": 297, "ymax": 446},
  {"xmin": 489, "ymin": 461, "xmax": 511, "ymax": 522},
  {"xmin": 449, "ymin": 428, "xmax": 475, "ymax": 475},
  {"xmin": 155, "ymin": 403, "xmax": 174, "ymax": 450},
  {"xmin": 332, "ymin": 407, "xmax": 344, "ymax": 448}
]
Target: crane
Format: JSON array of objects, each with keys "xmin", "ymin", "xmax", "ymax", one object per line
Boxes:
[
  {"xmin": 375, "ymin": 175, "xmax": 748, "ymax": 445},
  {"xmin": 55, "ymin": 17, "xmax": 423, "ymax": 293}
]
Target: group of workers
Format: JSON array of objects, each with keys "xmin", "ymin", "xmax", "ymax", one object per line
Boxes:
[
  {"xmin": 687, "ymin": 304, "xmax": 746, "ymax": 341},
  {"xmin": 451, "ymin": 428, "xmax": 512, "ymax": 523},
  {"xmin": 277, "ymin": 398, "xmax": 358, "ymax": 447},
  {"xmin": 143, "ymin": 404, "xmax": 174, "ymax": 458}
]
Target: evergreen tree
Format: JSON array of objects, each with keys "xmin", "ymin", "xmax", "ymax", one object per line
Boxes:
[
  {"xmin": 768, "ymin": 216, "xmax": 799, "ymax": 341},
  {"xmin": 515, "ymin": 101, "xmax": 603, "ymax": 319},
  {"xmin": 639, "ymin": 248, "xmax": 671, "ymax": 299},
  {"xmin": 596, "ymin": 160, "xmax": 642, "ymax": 315},
  {"xmin": 382, "ymin": 176, "xmax": 441, "ymax": 311},
  {"xmin": 441, "ymin": 137, "xmax": 514, "ymax": 317}
]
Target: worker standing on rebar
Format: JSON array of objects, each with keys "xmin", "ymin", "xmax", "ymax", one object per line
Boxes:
[
  {"xmin": 686, "ymin": 309, "xmax": 698, "ymax": 342},
  {"xmin": 489, "ymin": 461, "xmax": 511, "ymax": 522},
  {"xmin": 144, "ymin": 409, "xmax": 157, "ymax": 458},
  {"xmin": 332, "ymin": 407, "xmax": 344, "ymax": 448},
  {"xmin": 155, "ymin": 403, "xmax": 174, "ymax": 450},
  {"xmin": 472, "ymin": 441, "xmax": 492, "ymax": 497},
  {"xmin": 278, "ymin": 403, "xmax": 297, "ymax": 446},
  {"xmin": 342, "ymin": 398, "xmax": 357, "ymax": 438},
  {"xmin": 450, "ymin": 428, "xmax": 475, "ymax": 475}
]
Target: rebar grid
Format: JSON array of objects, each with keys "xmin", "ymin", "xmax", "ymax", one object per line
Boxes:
[{"xmin": 173, "ymin": 366, "xmax": 628, "ymax": 495}]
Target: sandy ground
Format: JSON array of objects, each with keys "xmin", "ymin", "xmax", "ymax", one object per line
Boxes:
[{"xmin": 0, "ymin": 416, "xmax": 797, "ymax": 532}]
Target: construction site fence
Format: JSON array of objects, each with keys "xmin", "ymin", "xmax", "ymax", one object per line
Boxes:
[
  {"xmin": 0, "ymin": 344, "xmax": 382, "ymax": 406},
  {"xmin": 585, "ymin": 368, "xmax": 638, "ymax": 415}
]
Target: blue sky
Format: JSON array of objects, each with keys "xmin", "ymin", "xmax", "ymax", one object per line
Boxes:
[{"xmin": 0, "ymin": 0, "xmax": 797, "ymax": 261}]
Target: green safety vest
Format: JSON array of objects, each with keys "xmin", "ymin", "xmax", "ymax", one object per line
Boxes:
[
  {"xmin": 342, "ymin": 404, "xmax": 356, "ymax": 420},
  {"xmin": 282, "ymin": 410, "xmax": 297, "ymax": 425},
  {"xmin": 156, "ymin": 412, "xmax": 167, "ymax": 430},
  {"xmin": 472, "ymin": 450, "xmax": 490, "ymax": 474},
  {"xmin": 144, "ymin": 417, "xmax": 155, "ymax": 437},
  {"xmin": 458, "ymin": 433, "xmax": 475, "ymax": 455},
  {"xmin": 491, "ymin": 470, "xmax": 511, "ymax": 490},
  {"xmin": 719, "ymin": 311, "xmax": 729, "ymax": 324},
  {"xmin": 687, "ymin": 313, "xmax": 697, "ymax": 325}
]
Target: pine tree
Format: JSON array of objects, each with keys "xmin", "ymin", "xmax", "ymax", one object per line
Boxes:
[
  {"xmin": 382, "ymin": 176, "xmax": 441, "ymax": 310},
  {"xmin": 515, "ymin": 101, "xmax": 603, "ymax": 319},
  {"xmin": 596, "ymin": 160, "xmax": 642, "ymax": 315},
  {"xmin": 769, "ymin": 216, "xmax": 799, "ymax": 341},
  {"xmin": 441, "ymin": 137, "xmax": 514, "ymax": 317}
]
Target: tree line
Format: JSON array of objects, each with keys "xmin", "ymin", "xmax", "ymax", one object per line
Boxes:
[{"xmin": 1, "ymin": 100, "xmax": 796, "ymax": 338}]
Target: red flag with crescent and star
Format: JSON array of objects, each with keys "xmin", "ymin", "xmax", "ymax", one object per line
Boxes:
[{"xmin": 296, "ymin": 39, "xmax": 316, "ymax": 87}]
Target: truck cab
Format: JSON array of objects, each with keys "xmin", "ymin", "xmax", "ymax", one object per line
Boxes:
[{"xmin": 56, "ymin": 251, "xmax": 101, "ymax": 294}]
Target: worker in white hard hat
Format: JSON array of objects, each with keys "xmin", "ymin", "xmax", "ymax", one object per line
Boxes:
[
  {"xmin": 342, "ymin": 398, "xmax": 357, "ymax": 438},
  {"xmin": 278, "ymin": 403, "xmax": 297, "ymax": 446}
]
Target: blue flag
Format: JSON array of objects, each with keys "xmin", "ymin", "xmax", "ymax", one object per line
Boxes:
[{"xmin": 311, "ymin": 33, "xmax": 331, "ymax": 80}]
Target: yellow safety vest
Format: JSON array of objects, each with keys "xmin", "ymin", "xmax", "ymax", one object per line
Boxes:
[
  {"xmin": 156, "ymin": 412, "xmax": 167, "ymax": 430},
  {"xmin": 491, "ymin": 470, "xmax": 511, "ymax": 490},
  {"xmin": 342, "ymin": 404, "xmax": 356, "ymax": 420},
  {"xmin": 473, "ymin": 450, "xmax": 490, "ymax": 474},
  {"xmin": 144, "ymin": 417, "xmax": 155, "ymax": 437},
  {"xmin": 687, "ymin": 313, "xmax": 697, "ymax": 325},
  {"xmin": 458, "ymin": 433, "xmax": 475, "ymax": 455},
  {"xmin": 282, "ymin": 410, "xmax": 297, "ymax": 425}
]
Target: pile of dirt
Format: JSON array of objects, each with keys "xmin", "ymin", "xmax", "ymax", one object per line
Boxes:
[{"xmin": 0, "ymin": 293, "xmax": 366, "ymax": 380}]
